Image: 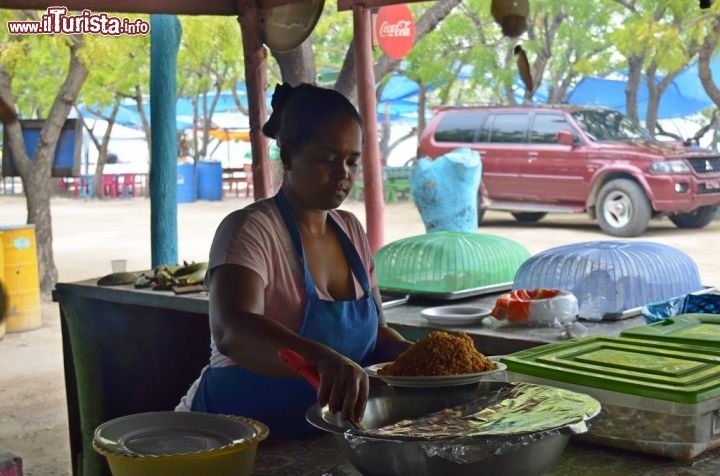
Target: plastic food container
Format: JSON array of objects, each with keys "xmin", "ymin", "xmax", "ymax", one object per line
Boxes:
[
  {"xmin": 93, "ymin": 411, "xmax": 269, "ymax": 476},
  {"xmin": 374, "ymin": 231, "xmax": 530, "ymax": 297},
  {"xmin": 512, "ymin": 240, "xmax": 703, "ymax": 320},
  {"xmin": 621, "ymin": 313, "xmax": 720, "ymax": 348},
  {"xmin": 490, "ymin": 289, "xmax": 579, "ymax": 325},
  {"xmin": 503, "ymin": 336, "xmax": 720, "ymax": 460}
]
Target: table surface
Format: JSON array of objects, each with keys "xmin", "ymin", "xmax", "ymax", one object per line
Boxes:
[
  {"xmin": 380, "ymin": 290, "xmax": 650, "ymax": 355},
  {"xmin": 56, "ymin": 277, "xmax": 648, "ymax": 349},
  {"xmin": 55, "ymin": 277, "xmax": 720, "ymax": 474}
]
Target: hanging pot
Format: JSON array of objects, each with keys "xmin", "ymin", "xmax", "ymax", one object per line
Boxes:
[{"xmin": 490, "ymin": 0, "xmax": 529, "ymax": 38}]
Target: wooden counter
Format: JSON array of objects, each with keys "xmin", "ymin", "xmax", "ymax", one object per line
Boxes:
[
  {"xmin": 53, "ymin": 278, "xmax": 211, "ymax": 476},
  {"xmin": 51, "ymin": 278, "xmax": 664, "ymax": 475}
]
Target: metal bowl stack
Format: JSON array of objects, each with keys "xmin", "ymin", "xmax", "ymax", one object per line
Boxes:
[{"xmin": 307, "ymin": 381, "xmax": 600, "ymax": 476}]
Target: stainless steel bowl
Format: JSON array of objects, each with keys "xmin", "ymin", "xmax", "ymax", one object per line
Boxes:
[{"xmin": 306, "ymin": 382, "xmax": 598, "ymax": 476}]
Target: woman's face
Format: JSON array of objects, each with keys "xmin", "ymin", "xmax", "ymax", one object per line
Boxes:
[{"xmin": 285, "ymin": 115, "xmax": 362, "ymax": 210}]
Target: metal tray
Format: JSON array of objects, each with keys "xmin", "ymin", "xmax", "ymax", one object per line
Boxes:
[
  {"xmin": 380, "ymin": 292, "xmax": 410, "ymax": 309},
  {"xmin": 379, "ymin": 282, "xmax": 513, "ymax": 301}
]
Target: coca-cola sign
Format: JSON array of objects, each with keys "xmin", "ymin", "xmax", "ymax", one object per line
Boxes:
[{"xmin": 374, "ymin": 4, "xmax": 415, "ymax": 60}]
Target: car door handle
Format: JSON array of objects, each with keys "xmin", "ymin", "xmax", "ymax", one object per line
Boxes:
[{"xmin": 528, "ymin": 152, "xmax": 538, "ymax": 163}]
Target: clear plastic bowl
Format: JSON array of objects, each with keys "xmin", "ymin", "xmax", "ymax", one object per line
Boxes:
[{"xmin": 512, "ymin": 241, "xmax": 702, "ymax": 319}]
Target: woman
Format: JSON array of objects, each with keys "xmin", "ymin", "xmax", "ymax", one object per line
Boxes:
[{"xmin": 177, "ymin": 83, "xmax": 412, "ymax": 437}]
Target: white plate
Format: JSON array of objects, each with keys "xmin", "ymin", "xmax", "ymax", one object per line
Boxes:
[
  {"xmin": 420, "ymin": 305, "xmax": 492, "ymax": 326},
  {"xmin": 365, "ymin": 357, "xmax": 507, "ymax": 388}
]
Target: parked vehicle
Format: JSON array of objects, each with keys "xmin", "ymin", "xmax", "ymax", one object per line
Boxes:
[{"xmin": 418, "ymin": 105, "xmax": 720, "ymax": 237}]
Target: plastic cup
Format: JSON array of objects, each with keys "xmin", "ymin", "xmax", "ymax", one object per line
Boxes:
[{"xmin": 111, "ymin": 259, "xmax": 127, "ymax": 273}]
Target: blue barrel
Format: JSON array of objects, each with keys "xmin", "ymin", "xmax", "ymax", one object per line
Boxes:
[
  {"xmin": 197, "ymin": 161, "xmax": 223, "ymax": 201},
  {"xmin": 177, "ymin": 163, "xmax": 197, "ymax": 203}
]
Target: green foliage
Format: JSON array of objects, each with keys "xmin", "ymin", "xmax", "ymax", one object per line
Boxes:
[
  {"xmin": 312, "ymin": 5, "xmax": 355, "ymax": 77},
  {"xmin": 79, "ymin": 21, "xmax": 150, "ymax": 107},
  {"xmin": 0, "ymin": 11, "xmax": 74, "ymax": 117},
  {"xmin": 177, "ymin": 16, "xmax": 245, "ymax": 97},
  {"xmin": 2, "ymin": 2, "xmax": 720, "ymax": 123}
]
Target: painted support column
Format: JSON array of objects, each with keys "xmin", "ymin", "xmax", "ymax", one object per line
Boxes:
[
  {"xmin": 149, "ymin": 15, "xmax": 182, "ymax": 266},
  {"xmin": 237, "ymin": 0, "xmax": 273, "ymax": 199},
  {"xmin": 353, "ymin": 5, "xmax": 384, "ymax": 252}
]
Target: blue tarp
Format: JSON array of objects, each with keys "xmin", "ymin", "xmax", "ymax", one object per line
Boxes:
[{"xmin": 566, "ymin": 56, "xmax": 720, "ymax": 119}]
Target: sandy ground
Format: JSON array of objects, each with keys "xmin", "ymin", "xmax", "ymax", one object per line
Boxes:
[{"xmin": 1, "ymin": 193, "xmax": 719, "ymax": 475}]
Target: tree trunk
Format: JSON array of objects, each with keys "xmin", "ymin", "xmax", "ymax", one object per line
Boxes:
[
  {"xmin": 417, "ymin": 79, "xmax": 427, "ymax": 139},
  {"xmin": 0, "ymin": 37, "xmax": 88, "ymax": 294},
  {"xmin": 271, "ymin": 40, "xmax": 317, "ymax": 85},
  {"xmin": 335, "ymin": 0, "xmax": 462, "ymax": 101},
  {"xmin": 699, "ymin": 15, "xmax": 720, "ymax": 106},
  {"xmin": 625, "ymin": 55, "xmax": 644, "ymax": 125},
  {"xmin": 90, "ymin": 100, "xmax": 121, "ymax": 198}
]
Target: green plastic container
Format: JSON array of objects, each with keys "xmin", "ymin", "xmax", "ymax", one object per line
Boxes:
[
  {"xmin": 503, "ymin": 336, "xmax": 720, "ymax": 460},
  {"xmin": 621, "ymin": 313, "xmax": 720, "ymax": 348},
  {"xmin": 374, "ymin": 231, "xmax": 530, "ymax": 297}
]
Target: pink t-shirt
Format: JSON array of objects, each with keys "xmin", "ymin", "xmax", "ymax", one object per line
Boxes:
[
  {"xmin": 177, "ymin": 198, "xmax": 378, "ymax": 409},
  {"xmin": 206, "ymin": 197, "xmax": 376, "ymax": 361}
]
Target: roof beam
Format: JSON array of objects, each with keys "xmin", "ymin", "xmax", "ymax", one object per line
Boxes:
[
  {"xmin": 337, "ymin": 0, "xmax": 428, "ymax": 11},
  {"xmin": 0, "ymin": 0, "xmax": 320, "ymax": 15},
  {"xmin": 0, "ymin": 1, "xmax": 237, "ymax": 15}
]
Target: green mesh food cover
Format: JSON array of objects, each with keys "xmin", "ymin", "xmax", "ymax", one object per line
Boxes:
[{"xmin": 374, "ymin": 232, "xmax": 531, "ymax": 294}]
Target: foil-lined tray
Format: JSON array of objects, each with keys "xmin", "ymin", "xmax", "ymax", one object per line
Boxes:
[{"xmin": 361, "ymin": 382, "xmax": 600, "ymax": 440}]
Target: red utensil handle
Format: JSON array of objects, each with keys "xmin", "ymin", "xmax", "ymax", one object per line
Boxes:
[{"xmin": 278, "ymin": 348, "xmax": 320, "ymax": 390}]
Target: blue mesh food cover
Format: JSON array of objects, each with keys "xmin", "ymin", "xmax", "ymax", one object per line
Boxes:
[
  {"xmin": 642, "ymin": 293, "xmax": 720, "ymax": 324},
  {"xmin": 513, "ymin": 241, "xmax": 703, "ymax": 319}
]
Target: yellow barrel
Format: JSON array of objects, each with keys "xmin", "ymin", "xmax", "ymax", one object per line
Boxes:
[
  {"xmin": 0, "ymin": 231, "xmax": 5, "ymax": 339},
  {"xmin": 1, "ymin": 225, "xmax": 42, "ymax": 332}
]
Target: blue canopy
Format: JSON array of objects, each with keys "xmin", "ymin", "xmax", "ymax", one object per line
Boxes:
[{"xmin": 566, "ymin": 56, "xmax": 720, "ymax": 119}]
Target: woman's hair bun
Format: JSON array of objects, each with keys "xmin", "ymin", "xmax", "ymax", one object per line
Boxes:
[{"xmin": 262, "ymin": 83, "xmax": 295, "ymax": 139}]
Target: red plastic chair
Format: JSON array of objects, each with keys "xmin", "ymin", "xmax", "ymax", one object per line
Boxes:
[
  {"xmin": 121, "ymin": 174, "xmax": 137, "ymax": 197},
  {"xmin": 102, "ymin": 175, "xmax": 119, "ymax": 198}
]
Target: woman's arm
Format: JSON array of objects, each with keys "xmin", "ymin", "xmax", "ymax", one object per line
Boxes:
[{"xmin": 209, "ymin": 263, "xmax": 368, "ymax": 421}]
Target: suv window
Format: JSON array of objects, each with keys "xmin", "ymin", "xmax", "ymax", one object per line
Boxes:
[
  {"xmin": 571, "ymin": 109, "xmax": 650, "ymax": 141},
  {"xmin": 434, "ymin": 111, "xmax": 485, "ymax": 142},
  {"xmin": 481, "ymin": 113, "xmax": 529, "ymax": 143},
  {"xmin": 530, "ymin": 113, "xmax": 572, "ymax": 144}
]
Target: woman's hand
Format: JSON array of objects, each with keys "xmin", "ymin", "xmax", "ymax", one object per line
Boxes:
[{"xmin": 312, "ymin": 353, "xmax": 369, "ymax": 423}]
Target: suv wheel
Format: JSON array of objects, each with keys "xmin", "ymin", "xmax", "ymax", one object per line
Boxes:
[
  {"xmin": 511, "ymin": 212, "xmax": 547, "ymax": 223},
  {"xmin": 596, "ymin": 179, "xmax": 651, "ymax": 237},
  {"xmin": 669, "ymin": 206, "xmax": 717, "ymax": 229}
]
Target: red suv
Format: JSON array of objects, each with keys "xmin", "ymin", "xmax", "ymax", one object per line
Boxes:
[{"xmin": 418, "ymin": 105, "xmax": 720, "ymax": 237}]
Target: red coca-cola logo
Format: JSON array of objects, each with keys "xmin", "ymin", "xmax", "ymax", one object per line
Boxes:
[{"xmin": 374, "ymin": 4, "xmax": 415, "ymax": 60}]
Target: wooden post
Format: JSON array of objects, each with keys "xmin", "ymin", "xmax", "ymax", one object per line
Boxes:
[
  {"xmin": 353, "ymin": 4, "xmax": 385, "ymax": 252},
  {"xmin": 237, "ymin": 0, "xmax": 273, "ymax": 198},
  {"xmin": 149, "ymin": 14, "xmax": 181, "ymax": 267}
]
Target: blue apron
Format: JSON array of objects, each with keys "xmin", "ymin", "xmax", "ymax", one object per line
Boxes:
[{"xmin": 191, "ymin": 190, "xmax": 378, "ymax": 438}]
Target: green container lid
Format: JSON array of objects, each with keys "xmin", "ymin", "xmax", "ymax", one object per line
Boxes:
[
  {"xmin": 503, "ymin": 336, "xmax": 720, "ymax": 404},
  {"xmin": 620, "ymin": 313, "xmax": 720, "ymax": 348},
  {"xmin": 374, "ymin": 231, "xmax": 530, "ymax": 294}
]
